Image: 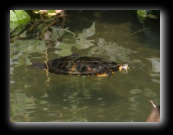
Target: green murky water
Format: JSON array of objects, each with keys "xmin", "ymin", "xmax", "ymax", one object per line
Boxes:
[{"xmin": 10, "ymin": 11, "xmax": 160, "ymax": 122}]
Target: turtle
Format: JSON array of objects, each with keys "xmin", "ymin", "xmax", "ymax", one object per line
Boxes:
[{"xmin": 32, "ymin": 54, "xmax": 129, "ymax": 77}]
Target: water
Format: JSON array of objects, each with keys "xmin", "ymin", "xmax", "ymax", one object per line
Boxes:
[{"xmin": 10, "ymin": 10, "xmax": 160, "ymax": 122}]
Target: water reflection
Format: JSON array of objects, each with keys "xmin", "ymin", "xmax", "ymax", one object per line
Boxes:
[{"xmin": 147, "ymin": 58, "xmax": 160, "ymax": 84}]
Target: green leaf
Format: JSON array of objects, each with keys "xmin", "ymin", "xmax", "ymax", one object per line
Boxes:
[
  {"xmin": 75, "ymin": 39, "xmax": 95, "ymax": 50},
  {"xmin": 10, "ymin": 10, "xmax": 31, "ymax": 36},
  {"xmin": 75, "ymin": 22, "xmax": 95, "ymax": 50},
  {"xmin": 10, "ymin": 39, "xmax": 46, "ymax": 67},
  {"xmin": 137, "ymin": 10, "xmax": 147, "ymax": 24},
  {"xmin": 10, "ymin": 39, "xmax": 46, "ymax": 54},
  {"xmin": 137, "ymin": 10, "xmax": 147, "ymax": 18},
  {"xmin": 147, "ymin": 14, "xmax": 158, "ymax": 19},
  {"xmin": 54, "ymin": 42, "xmax": 73, "ymax": 56},
  {"xmin": 89, "ymin": 38, "xmax": 136, "ymax": 62},
  {"xmin": 77, "ymin": 22, "xmax": 95, "ymax": 39},
  {"xmin": 10, "ymin": 10, "xmax": 18, "ymax": 33},
  {"xmin": 14, "ymin": 10, "xmax": 31, "ymax": 25}
]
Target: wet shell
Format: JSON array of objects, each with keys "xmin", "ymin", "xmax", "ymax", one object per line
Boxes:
[
  {"xmin": 33, "ymin": 55, "xmax": 128, "ymax": 77},
  {"xmin": 46, "ymin": 55, "xmax": 127, "ymax": 77}
]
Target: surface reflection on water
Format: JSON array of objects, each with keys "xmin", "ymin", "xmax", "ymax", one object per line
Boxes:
[{"xmin": 10, "ymin": 10, "xmax": 160, "ymax": 122}]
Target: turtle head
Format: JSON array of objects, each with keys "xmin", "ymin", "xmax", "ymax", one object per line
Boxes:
[{"xmin": 118, "ymin": 64, "xmax": 129, "ymax": 73}]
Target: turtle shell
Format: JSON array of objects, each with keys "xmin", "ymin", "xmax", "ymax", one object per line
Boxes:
[{"xmin": 45, "ymin": 55, "xmax": 128, "ymax": 77}]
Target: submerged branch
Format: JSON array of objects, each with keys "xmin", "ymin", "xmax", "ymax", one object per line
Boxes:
[{"xmin": 130, "ymin": 27, "xmax": 150, "ymax": 36}]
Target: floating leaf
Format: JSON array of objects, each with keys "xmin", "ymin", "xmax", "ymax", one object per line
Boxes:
[
  {"xmin": 77, "ymin": 22, "xmax": 95, "ymax": 39},
  {"xmin": 151, "ymin": 79, "xmax": 160, "ymax": 84},
  {"xmin": 75, "ymin": 39, "xmax": 95, "ymax": 50},
  {"xmin": 146, "ymin": 58, "xmax": 160, "ymax": 84},
  {"xmin": 89, "ymin": 38, "xmax": 135, "ymax": 62},
  {"xmin": 54, "ymin": 42, "xmax": 73, "ymax": 56},
  {"xmin": 75, "ymin": 22, "xmax": 96, "ymax": 50},
  {"xmin": 130, "ymin": 89, "xmax": 142, "ymax": 94},
  {"xmin": 51, "ymin": 22, "xmax": 96, "ymax": 51},
  {"xmin": 10, "ymin": 39, "xmax": 46, "ymax": 54},
  {"xmin": 97, "ymin": 38, "xmax": 107, "ymax": 47},
  {"xmin": 10, "ymin": 39, "xmax": 46, "ymax": 67},
  {"xmin": 143, "ymin": 88, "xmax": 157, "ymax": 98},
  {"xmin": 146, "ymin": 58, "xmax": 160, "ymax": 72},
  {"xmin": 50, "ymin": 26, "xmax": 76, "ymax": 39},
  {"xmin": 55, "ymin": 49, "xmax": 73, "ymax": 57}
]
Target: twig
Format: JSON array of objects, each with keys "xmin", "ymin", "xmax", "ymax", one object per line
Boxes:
[
  {"xmin": 131, "ymin": 27, "xmax": 150, "ymax": 36},
  {"xmin": 149, "ymin": 100, "xmax": 157, "ymax": 108}
]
